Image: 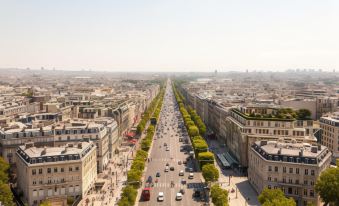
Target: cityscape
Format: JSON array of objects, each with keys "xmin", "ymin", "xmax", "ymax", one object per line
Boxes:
[{"xmin": 1, "ymin": 1, "xmax": 339, "ymax": 206}]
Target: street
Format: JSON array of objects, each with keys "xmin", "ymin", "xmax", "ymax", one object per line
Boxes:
[{"xmin": 138, "ymin": 81, "xmax": 204, "ymax": 206}]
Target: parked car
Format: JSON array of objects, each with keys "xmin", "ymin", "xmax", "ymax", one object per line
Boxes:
[
  {"xmin": 158, "ymin": 192, "xmax": 164, "ymax": 201},
  {"xmin": 176, "ymin": 192, "xmax": 183, "ymax": 200}
]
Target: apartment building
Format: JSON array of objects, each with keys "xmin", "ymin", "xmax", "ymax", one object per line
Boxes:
[
  {"xmin": 16, "ymin": 141, "xmax": 97, "ymax": 206},
  {"xmin": 319, "ymin": 112, "xmax": 339, "ymax": 163},
  {"xmin": 224, "ymin": 105, "xmax": 318, "ymax": 169},
  {"xmin": 0, "ymin": 118, "xmax": 118, "ymax": 173},
  {"xmin": 248, "ymin": 140, "xmax": 331, "ymax": 206}
]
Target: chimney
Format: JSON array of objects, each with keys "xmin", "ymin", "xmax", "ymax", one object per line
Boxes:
[
  {"xmin": 278, "ymin": 148, "xmax": 282, "ymax": 155},
  {"xmin": 41, "ymin": 146, "xmax": 47, "ymax": 155},
  {"xmin": 25, "ymin": 142, "xmax": 34, "ymax": 149},
  {"xmin": 299, "ymin": 149, "xmax": 304, "ymax": 157},
  {"xmin": 311, "ymin": 146, "xmax": 318, "ymax": 153}
]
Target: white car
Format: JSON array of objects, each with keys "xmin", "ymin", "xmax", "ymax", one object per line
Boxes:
[
  {"xmin": 188, "ymin": 173, "xmax": 194, "ymax": 179},
  {"xmin": 158, "ymin": 192, "xmax": 164, "ymax": 201},
  {"xmin": 179, "ymin": 170, "xmax": 184, "ymax": 176},
  {"xmin": 166, "ymin": 147, "xmax": 170, "ymax": 151},
  {"xmin": 165, "ymin": 166, "xmax": 169, "ymax": 172},
  {"xmin": 176, "ymin": 192, "xmax": 183, "ymax": 200}
]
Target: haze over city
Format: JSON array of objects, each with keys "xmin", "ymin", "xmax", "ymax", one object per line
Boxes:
[
  {"xmin": 1, "ymin": 1, "xmax": 339, "ymax": 206},
  {"xmin": 1, "ymin": 0, "xmax": 339, "ymax": 72}
]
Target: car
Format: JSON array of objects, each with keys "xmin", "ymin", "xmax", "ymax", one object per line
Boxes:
[
  {"xmin": 158, "ymin": 192, "xmax": 164, "ymax": 201},
  {"xmin": 176, "ymin": 192, "xmax": 183, "ymax": 200},
  {"xmin": 179, "ymin": 188, "xmax": 185, "ymax": 194},
  {"xmin": 166, "ymin": 162, "xmax": 169, "ymax": 166},
  {"xmin": 147, "ymin": 176, "xmax": 153, "ymax": 183},
  {"xmin": 178, "ymin": 160, "xmax": 182, "ymax": 165},
  {"xmin": 183, "ymin": 160, "xmax": 187, "ymax": 164},
  {"xmin": 188, "ymin": 167, "xmax": 194, "ymax": 172},
  {"xmin": 165, "ymin": 166, "xmax": 169, "ymax": 172},
  {"xmin": 188, "ymin": 173, "xmax": 194, "ymax": 179},
  {"xmin": 170, "ymin": 166, "xmax": 175, "ymax": 171},
  {"xmin": 166, "ymin": 147, "xmax": 170, "ymax": 151},
  {"xmin": 156, "ymin": 172, "xmax": 161, "ymax": 177},
  {"xmin": 164, "ymin": 143, "xmax": 167, "ymax": 146},
  {"xmin": 179, "ymin": 170, "xmax": 184, "ymax": 176},
  {"xmin": 181, "ymin": 179, "xmax": 186, "ymax": 184}
]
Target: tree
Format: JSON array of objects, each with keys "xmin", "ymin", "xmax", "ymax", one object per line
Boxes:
[
  {"xmin": 210, "ymin": 184, "xmax": 228, "ymax": 206},
  {"xmin": 0, "ymin": 184, "xmax": 15, "ymax": 206},
  {"xmin": 188, "ymin": 126, "xmax": 199, "ymax": 137},
  {"xmin": 131, "ymin": 160, "xmax": 145, "ymax": 171},
  {"xmin": 198, "ymin": 152, "xmax": 214, "ymax": 167},
  {"xmin": 202, "ymin": 164, "xmax": 219, "ymax": 182},
  {"xmin": 296, "ymin": 109, "xmax": 312, "ymax": 120},
  {"xmin": 39, "ymin": 200, "xmax": 52, "ymax": 206},
  {"xmin": 315, "ymin": 166, "xmax": 339, "ymax": 206},
  {"xmin": 127, "ymin": 169, "xmax": 142, "ymax": 186},
  {"xmin": 121, "ymin": 186, "xmax": 137, "ymax": 203},
  {"xmin": 258, "ymin": 188, "xmax": 296, "ymax": 206}
]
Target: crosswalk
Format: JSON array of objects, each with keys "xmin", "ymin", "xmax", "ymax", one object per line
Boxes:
[
  {"xmin": 152, "ymin": 158, "xmax": 183, "ymax": 162},
  {"xmin": 151, "ymin": 182, "xmax": 182, "ymax": 188}
]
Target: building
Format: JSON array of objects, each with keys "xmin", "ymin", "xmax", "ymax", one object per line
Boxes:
[
  {"xmin": 16, "ymin": 141, "xmax": 97, "ymax": 206},
  {"xmin": 248, "ymin": 140, "xmax": 331, "ymax": 206},
  {"xmin": 319, "ymin": 112, "xmax": 339, "ymax": 163},
  {"xmin": 224, "ymin": 105, "xmax": 318, "ymax": 169}
]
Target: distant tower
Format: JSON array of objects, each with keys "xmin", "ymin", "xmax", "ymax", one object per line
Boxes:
[{"xmin": 214, "ymin": 69, "xmax": 218, "ymax": 77}]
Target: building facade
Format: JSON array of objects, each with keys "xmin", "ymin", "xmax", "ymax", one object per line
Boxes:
[
  {"xmin": 16, "ymin": 142, "xmax": 97, "ymax": 206},
  {"xmin": 319, "ymin": 112, "xmax": 339, "ymax": 163}
]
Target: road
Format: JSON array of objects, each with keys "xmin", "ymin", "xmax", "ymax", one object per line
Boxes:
[{"xmin": 138, "ymin": 80, "xmax": 204, "ymax": 206}]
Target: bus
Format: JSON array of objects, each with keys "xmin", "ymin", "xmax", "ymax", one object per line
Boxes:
[{"xmin": 141, "ymin": 188, "xmax": 151, "ymax": 201}]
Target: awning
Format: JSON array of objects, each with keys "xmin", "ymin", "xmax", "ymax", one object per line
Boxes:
[
  {"xmin": 129, "ymin": 139, "xmax": 137, "ymax": 144},
  {"xmin": 126, "ymin": 132, "xmax": 136, "ymax": 138}
]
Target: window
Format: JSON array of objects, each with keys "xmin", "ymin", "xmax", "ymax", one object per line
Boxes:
[
  {"xmin": 33, "ymin": 180, "xmax": 36, "ymax": 185},
  {"xmin": 275, "ymin": 166, "xmax": 278, "ymax": 172},
  {"xmin": 304, "ymin": 180, "xmax": 308, "ymax": 185},
  {"xmin": 305, "ymin": 169, "xmax": 308, "ymax": 175},
  {"xmin": 310, "ymin": 181, "xmax": 314, "ymax": 186},
  {"xmin": 288, "ymin": 178, "xmax": 293, "ymax": 183},
  {"xmin": 54, "ymin": 168, "xmax": 58, "ymax": 173},
  {"xmin": 310, "ymin": 190, "xmax": 314, "ymax": 197},
  {"xmin": 32, "ymin": 169, "xmax": 36, "ymax": 175},
  {"xmin": 304, "ymin": 189, "xmax": 308, "ymax": 196},
  {"xmin": 268, "ymin": 176, "xmax": 272, "ymax": 181},
  {"xmin": 289, "ymin": 168, "xmax": 293, "ymax": 173},
  {"xmin": 75, "ymin": 166, "xmax": 79, "ymax": 171},
  {"xmin": 288, "ymin": 187, "xmax": 292, "ymax": 194},
  {"xmin": 61, "ymin": 168, "xmax": 64, "ymax": 172},
  {"xmin": 268, "ymin": 185, "xmax": 271, "ymax": 189},
  {"xmin": 295, "ymin": 180, "xmax": 299, "ymax": 184},
  {"xmin": 283, "ymin": 167, "xmax": 286, "ymax": 173},
  {"xmin": 296, "ymin": 168, "xmax": 299, "ymax": 174},
  {"xmin": 268, "ymin": 166, "xmax": 272, "ymax": 172},
  {"xmin": 47, "ymin": 168, "xmax": 51, "ymax": 174},
  {"xmin": 311, "ymin": 170, "xmax": 315, "ymax": 176},
  {"xmin": 69, "ymin": 167, "xmax": 73, "ymax": 172}
]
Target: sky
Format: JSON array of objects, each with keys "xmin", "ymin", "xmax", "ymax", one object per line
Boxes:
[{"xmin": 0, "ymin": 0, "xmax": 338, "ymax": 72}]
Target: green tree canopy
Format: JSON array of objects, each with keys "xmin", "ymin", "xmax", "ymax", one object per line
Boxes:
[
  {"xmin": 202, "ymin": 164, "xmax": 219, "ymax": 182},
  {"xmin": 188, "ymin": 126, "xmax": 199, "ymax": 137},
  {"xmin": 315, "ymin": 166, "xmax": 339, "ymax": 206},
  {"xmin": 39, "ymin": 200, "xmax": 52, "ymax": 206},
  {"xmin": 258, "ymin": 188, "xmax": 296, "ymax": 206},
  {"xmin": 210, "ymin": 184, "xmax": 229, "ymax": 206}
]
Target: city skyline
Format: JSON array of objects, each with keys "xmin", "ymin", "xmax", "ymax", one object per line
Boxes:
[{"xmin": 1, "ymin": 0, "xmax": 339, "ymax": 72}]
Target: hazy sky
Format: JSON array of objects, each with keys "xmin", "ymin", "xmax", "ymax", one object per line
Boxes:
[{"xmin": 1, "ymin": 0, "xmax": 338, "ymax": 72}]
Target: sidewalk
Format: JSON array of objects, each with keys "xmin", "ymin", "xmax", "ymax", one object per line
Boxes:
[{"xmin": 206, "ymin": 138, "xmax": 260, "ymax": 206}]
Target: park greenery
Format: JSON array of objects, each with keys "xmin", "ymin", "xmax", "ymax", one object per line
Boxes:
[
  {"xmin": 118, "ymin": 83, "xmax": 165, "ymax": 206},
  {"xmin": 258, "ymin": 188, "xmax": 296, "ymax": 206},
  {"xmin": 0, "ymin": 157, "xmax": 15, "ymax": 206},
  {"xmin": 210, "ymin": 184, "xmax": 229, "ymax": 206},
  {"xmin": 315, "ymin": 160, "xmax": 339, "ymax": 206}
]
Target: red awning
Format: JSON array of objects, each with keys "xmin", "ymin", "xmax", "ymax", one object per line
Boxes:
[
  {"xmin": 128, "ymin": 139, "xmax": 137, "ymax": 144},
  {"xmin": 126, "ymin": 132, "xmax": 136, "ymax": 138}
]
